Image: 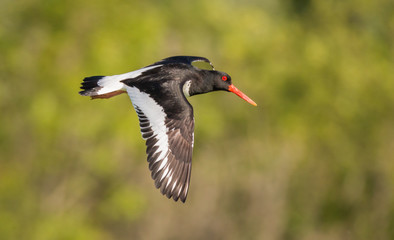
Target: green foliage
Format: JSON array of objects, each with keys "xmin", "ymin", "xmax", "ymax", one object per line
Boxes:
[{"xmin": 1, "ymin": 0, "xmax": 394, "ymax": 239}]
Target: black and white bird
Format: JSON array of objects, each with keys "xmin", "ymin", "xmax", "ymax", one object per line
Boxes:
[{"xmin": 79, "ymin": 56, "xmax": 257, "ymax": 202}]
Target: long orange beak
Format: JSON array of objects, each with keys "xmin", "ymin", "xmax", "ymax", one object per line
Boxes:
[{"xmin": 228, "ymin": 84, "xmax": 257, "ymax": 106}]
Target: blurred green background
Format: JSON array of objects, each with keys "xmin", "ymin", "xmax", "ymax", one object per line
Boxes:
[{"xmin": 1, "ymin": 0, "xmax": 394, "ymax": 239}]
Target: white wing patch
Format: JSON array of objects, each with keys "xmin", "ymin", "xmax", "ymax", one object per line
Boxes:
[
  {"xmin": 126, "ymin": 86, "xmax": 194, "ymax": 202},
  {"xmin": 126, "ymin": 86, "xmax": 170, "ymax": 172},
  {"xmin": 96, "ymin": 65, "xmax": 162, "ymax": 95}
]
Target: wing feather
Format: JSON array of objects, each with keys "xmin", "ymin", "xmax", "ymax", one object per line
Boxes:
[{"xmin": 126, "ymin": 86, "xmax": 194, "ymax": 202}]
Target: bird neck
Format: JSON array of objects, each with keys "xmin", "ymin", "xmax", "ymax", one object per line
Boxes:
[
  {"xmin": 188, "ymin": 80, "xmax": 215, "ymax": 97},
  {"xmin": 187, "ymin": 71, "xmax": 217, "ymax": 97}
]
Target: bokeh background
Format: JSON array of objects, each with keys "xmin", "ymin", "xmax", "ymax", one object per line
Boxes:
[{"xmin": 1, "ymin": 0, "xmax": 394, "ymax": 239}]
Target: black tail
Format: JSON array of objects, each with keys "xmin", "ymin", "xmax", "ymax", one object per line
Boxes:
[
  {"xmin": 79, "ymin": 75, "xmax": 127, "ymax": 99},
  {"xmin": 79, "ymin": 76, "xmax": 105, "ymax": 96}
]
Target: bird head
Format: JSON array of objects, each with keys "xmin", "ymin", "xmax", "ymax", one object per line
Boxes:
[{"xmin": 211, "ymin": 71, "xmax": 257, "ymax": 106}]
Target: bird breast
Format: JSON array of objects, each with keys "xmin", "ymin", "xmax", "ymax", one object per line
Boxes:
[{"xmin": 182, "ymin": 80, "xmax": 192, "ymax": 97}]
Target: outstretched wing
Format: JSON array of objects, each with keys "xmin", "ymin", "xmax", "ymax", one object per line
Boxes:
[{"xmin": 126, "ymin": 85, "xmax": 194, "ymax": 202}]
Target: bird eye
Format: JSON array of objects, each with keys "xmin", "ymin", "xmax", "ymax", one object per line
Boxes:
[{"xmin": 222, "ymin": 76, "xmax": 227, "ymax": 81}]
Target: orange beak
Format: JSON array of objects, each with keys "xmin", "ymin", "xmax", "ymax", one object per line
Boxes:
[{"xmin": 228, "ymin": 84, "xmax": 257, "ymax": 106}]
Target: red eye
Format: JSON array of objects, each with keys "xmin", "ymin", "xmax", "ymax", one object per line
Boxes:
[{"xmin": 222, "ymin": 76, "xmax": 227, "ymax": 81}]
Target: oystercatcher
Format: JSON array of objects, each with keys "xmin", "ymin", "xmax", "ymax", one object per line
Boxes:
[{"xmin": 79, "ymin": 56, "xmax": 257, "ymax": 202}]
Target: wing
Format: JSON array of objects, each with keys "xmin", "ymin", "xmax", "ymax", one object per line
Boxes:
[
  {"xmin": 150, "ymin": 56, "xmax": 215, "ymax": 70},
  {"xmin": 126, "ymin": 85, "xmax": 194, "ymax": 202}
]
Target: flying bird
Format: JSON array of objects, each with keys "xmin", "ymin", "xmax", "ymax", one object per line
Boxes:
[{"xmin": 79, "ymin": 56, "xmax": 257, "ymax": 202}]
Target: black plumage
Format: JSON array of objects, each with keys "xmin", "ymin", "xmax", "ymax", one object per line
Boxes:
[{"xmin": 79, "ymin": 56, "xmax": 256, "ymax": 202}]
